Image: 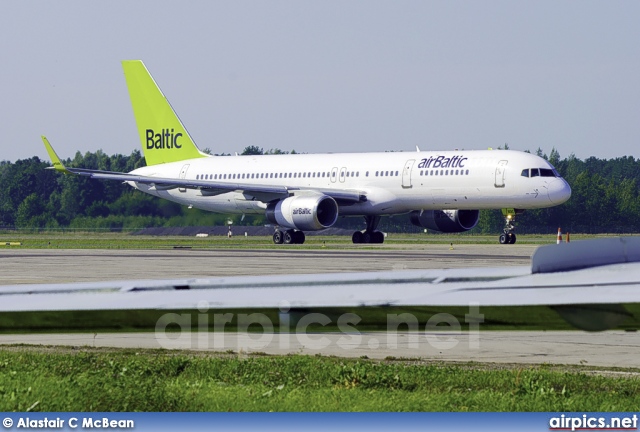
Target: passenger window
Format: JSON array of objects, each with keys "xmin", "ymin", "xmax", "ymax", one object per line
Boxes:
[
  {"xmin": 465, "ymin": 170, "xmax": 469, "ymax": 175},
  {"xmin": 521, "ymin": 169, "xmax": 529, "ymax": 177}
]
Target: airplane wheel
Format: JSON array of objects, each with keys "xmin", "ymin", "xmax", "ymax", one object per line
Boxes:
[
  {"xmin": 362, "ymin": 231, "xmax": 372, "ymax": 244},
  {"xmin": 373, "ymin": 231, "xmax": 385, "ymax": 244},
  {"xmin": 352, "ymin": 231, "xmax": 364, "ymax": 244},
  {"xmin": 273, "ymin": 230, "xmax": 284, "ymax": 244},
  {"xmin": 499, "ymin": 233, "xmax": 508, "ymax": 244},
  {"xmin": 509, "ymin": 233, "xmax": 517, "ymax": 244},
  {"xmin": 294, "ymin": 231, "xmax": 306, "ymax": 244},
  {"xmin": 284, "ymin": 230, "xmax": 295, "ymax": 244}
]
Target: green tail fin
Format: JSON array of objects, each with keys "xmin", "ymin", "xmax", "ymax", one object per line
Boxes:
[{"xmin": 122, "ymin": 60, "xmax": 208, "ymax": 166}]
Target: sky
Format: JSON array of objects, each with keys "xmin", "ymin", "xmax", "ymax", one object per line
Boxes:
[{"xmin": 1, "ymin": 1, "xmax": 639, "ymax": 163}]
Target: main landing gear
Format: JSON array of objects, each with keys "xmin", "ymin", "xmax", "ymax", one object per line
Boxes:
[
  {"xmin": 499, "ymin": 208, "xmax": 517, "ymax": 244},
  {"xmin": 352, "ymin": 215, "xmax": 385, "ymax": 244},
  {"xmin": 273, "ymin": 229, "xmax": 306, "ymax": 245}
]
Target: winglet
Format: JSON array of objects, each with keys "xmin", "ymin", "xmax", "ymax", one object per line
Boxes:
[{"xmin": 41, "ymin": 136, "xmax": 71, "ymax": 174}]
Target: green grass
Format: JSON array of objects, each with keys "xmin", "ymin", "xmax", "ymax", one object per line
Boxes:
[
  {"xmin": 0, "ymin": 346, "xmax": 638, "ymax": 411},
  {"xmin": 0, "ymin": 305, "xmax": 609, "ymax": 333},
  {"xmin": 0, "ymin": 231, "xmax": 612, "ymax": 249}
]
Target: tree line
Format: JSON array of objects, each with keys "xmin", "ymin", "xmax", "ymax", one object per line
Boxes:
[{"xmin": 1, "ymin": 146, "xmax": 638, "ymax": 234}]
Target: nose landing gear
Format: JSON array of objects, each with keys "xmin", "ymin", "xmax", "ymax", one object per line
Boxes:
[{"xmin": 500, "ymin": 208, "xmax": 518, "ymax": 244}]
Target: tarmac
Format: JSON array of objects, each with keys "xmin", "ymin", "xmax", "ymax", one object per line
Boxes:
[
  {"xmin": 2, "ymin": 245, "xmax": 639, "ymax": 368},
  {"xmin": 0, "ymin": 245, "xmax": 534, "ymax": 284},
  {"xmin": 0, "ymin": 330, "xmax": 638, "ymax": 368}
]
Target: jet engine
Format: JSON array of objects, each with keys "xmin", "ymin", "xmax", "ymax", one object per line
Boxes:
[
  {"xmin": 410, "ymin": 209, "xmax": 480, "ymax": 233},
  {"xmin": 266, "ymin": 194, "xmax": 339, "ymax": 231}
]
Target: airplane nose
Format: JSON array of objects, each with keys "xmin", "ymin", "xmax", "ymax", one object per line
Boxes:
[{"xmin": 547, "ymin": 179, "xmax": 571, "ymax": 205}]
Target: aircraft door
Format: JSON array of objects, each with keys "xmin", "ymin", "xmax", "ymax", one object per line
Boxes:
[
  {"xmin": 339, "ymin": 167, "xmax": 347, "ymax": 183},
  {"xmin": 330, "ymin": 167, "xmax": 338, "ymax": 183},
  {"xmin": 179, "ymin": 164, "xmax": 190, "ymax": 193},
  {"xmin": 402, "ymin": 159, "xmax": 415, "ymax": 188},
  {"xmin": 495, "ymin": 160, "xmax": 507, "ymax": 188}
]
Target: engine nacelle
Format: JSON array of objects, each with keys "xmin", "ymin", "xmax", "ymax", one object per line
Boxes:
[
  {"xmin": 410, "ymin": 209, "xmax": 480, "ymax": 233},
  {"xmin": 266, "ymin": 194, "xmax": 339, "ymax": 231}
]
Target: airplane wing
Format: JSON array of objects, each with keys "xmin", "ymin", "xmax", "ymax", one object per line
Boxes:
[
  {"xmin": 42, "ymin": 136, "xmax": 367, "ymax": 204},
  {"xmin": 2, "ymin": 237, "xmax": 640, "ymax": 331}
]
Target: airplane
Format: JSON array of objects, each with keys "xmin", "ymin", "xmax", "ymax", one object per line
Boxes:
[{"xmin": 42, "ymin": 60, "xmax": 571, "ymax": 245}]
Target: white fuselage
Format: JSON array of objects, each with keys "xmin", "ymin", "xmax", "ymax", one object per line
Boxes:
[{"xmin": 129, "ymin": 149, "xmax": 571, "ymax": 216}]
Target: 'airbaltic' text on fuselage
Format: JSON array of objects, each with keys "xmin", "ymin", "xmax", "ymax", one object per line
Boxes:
[
  {"xmin": 146, "ymin": 129, "xmax": 183, "ymax": 149},
  {"xmin": 417, "ymin": 155, "xmax": 467, "ymax": 169}
]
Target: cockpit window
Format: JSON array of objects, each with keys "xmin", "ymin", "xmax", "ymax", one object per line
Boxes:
[{"xmin": 521, "ymin": 167, "xmax": 562, "ymax": 178}]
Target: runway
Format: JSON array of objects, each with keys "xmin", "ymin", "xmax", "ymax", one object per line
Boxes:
[
  {"xmin": 2, "ymin": 244, "xmax": 636, "ymax": 368},
  {"xmin": 0, "ymin": 245, "xmax": 535, "ymax": 284}
]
